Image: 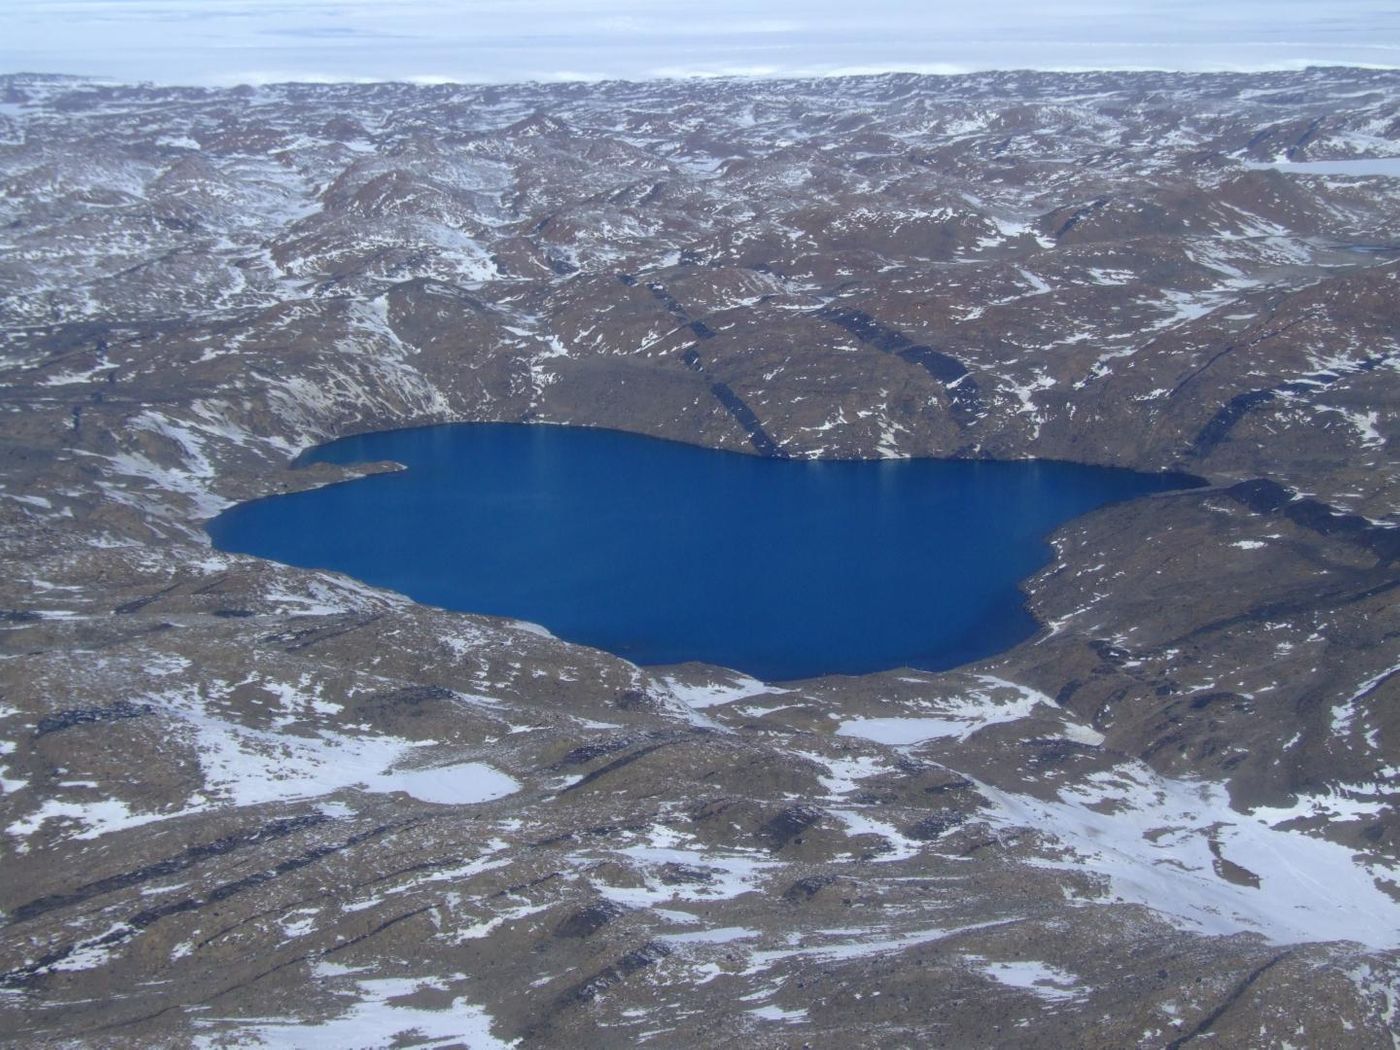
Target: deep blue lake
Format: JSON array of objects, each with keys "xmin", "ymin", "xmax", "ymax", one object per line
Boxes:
[{"xmin": 207, "ymin": 424, "xmax": 1198, "ymax": 681}]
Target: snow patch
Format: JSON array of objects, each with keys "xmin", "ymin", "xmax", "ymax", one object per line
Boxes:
[
  {"xmin": 836, "ymin": 676, "xmax": 1051, "ymax": 745},
  {"xmin": 658, "ymin": 671, "xmax": 783, "ymax": 710},
  {"xmin": 970, "ymin": 957, "xmax": 1087, "ymax": 1002},
  {"xmin": 983, "ymin": 761, "xmax": 1400, "ymax": 948},
  {"xmin": 195, "ymin": 975, "xmax": 515, "ymax": 1048}
]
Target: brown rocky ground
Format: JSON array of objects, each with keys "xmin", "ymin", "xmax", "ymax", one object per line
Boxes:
[{"xmin": 0, "ymin": 68, "xmax": 1397, "ymax": 1046}]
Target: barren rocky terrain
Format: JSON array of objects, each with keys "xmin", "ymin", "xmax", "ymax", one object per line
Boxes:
[{"xmin": 0, "ymin": 67, "xmax": 1398, "ymax": 1046}]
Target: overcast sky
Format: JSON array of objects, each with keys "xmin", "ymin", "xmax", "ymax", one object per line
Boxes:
[{"xmin": 4, "ymin": 0, "xmax": 1399, "ymax": 85}]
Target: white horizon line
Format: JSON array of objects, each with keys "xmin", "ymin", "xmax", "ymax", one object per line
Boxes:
[{"xmin": 3, "ymin": 58, "xmax": 1399, "ymax": 92}]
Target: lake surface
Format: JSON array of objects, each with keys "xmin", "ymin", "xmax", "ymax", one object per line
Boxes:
[{"xmin": 208, "ymin": 424, "xmax": 1198, "ymax": 681}]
